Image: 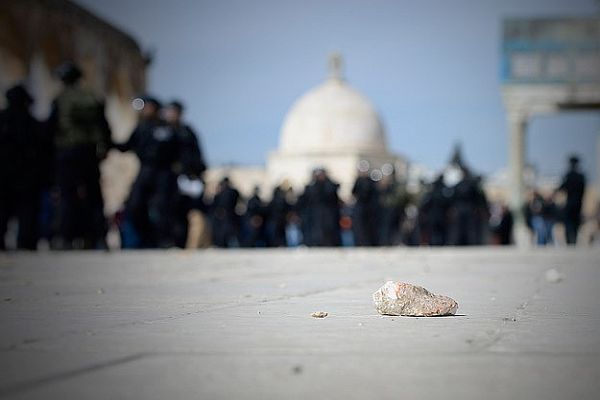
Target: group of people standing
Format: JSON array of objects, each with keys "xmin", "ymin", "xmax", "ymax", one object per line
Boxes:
[
  {"xmin": 208, "ymin": 163, "xmax": 494, "ymax": 248},
  {"xmin": 207, "ymin": 169, "xmax": 345, "ymax": 248},
  {"xmin": 209, "ymin": 157, "xmax": 588, "ymax": 249},
  {"xmin": 418, "ymin": 168, "xmax": 491, "ymax": 246},
  {"xmin": 114, "ymin": 95, "xmax": 206, "ymax": 249},
  {"xmin": 0, "ymin": 61, "xmax": 206, "ymax": 250}
]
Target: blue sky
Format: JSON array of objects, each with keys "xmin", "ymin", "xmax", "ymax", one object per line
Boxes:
[{"xmin": 78, "ymin": 0, "xmax": 600, "ymax": 181}]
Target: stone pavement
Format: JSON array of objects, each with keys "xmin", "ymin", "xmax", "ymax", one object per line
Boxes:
[{"xmin": 0, "ymin": 248, "xmax": 599, "ymax": 399}]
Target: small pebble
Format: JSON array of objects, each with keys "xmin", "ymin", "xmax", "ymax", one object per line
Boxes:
[{"xmin": 545, "ymin": 269, "xmax": 563, "ymax": 284}]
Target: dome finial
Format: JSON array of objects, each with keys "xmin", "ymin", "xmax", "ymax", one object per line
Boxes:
[{"xmin": 328, "ymin": 52, "xmax": 344, "ymax": 81}]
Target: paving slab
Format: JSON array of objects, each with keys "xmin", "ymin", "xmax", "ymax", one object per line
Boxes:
[{"xmin": 0, "ymin": 248, "xmax": 599, "ymax": 399}]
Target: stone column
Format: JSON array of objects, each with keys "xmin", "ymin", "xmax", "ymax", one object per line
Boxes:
[{"xmin": 507, "ymin": 110, "xmax": 529, "ymax": 246}]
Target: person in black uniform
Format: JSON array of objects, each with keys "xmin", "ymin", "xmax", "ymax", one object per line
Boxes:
[
  {"xmin": 47, "ymin": 62, "xmax": 112, "ymax": 249},
  {"xmin": 419, "ymin": 175, "xmax": 451, "ymax": 246},
  {"xmin": 0, "ymin": 85, "xmax": 48, "ymax": 250},
  {"xmin": 114, "ymin": 96, "xmax": 179, "ymax": 248},
  {"xmin": 302, "ymin": 169, "xmax": 341, "ymax": 247},
  {"xmin": 351, "ymin": 168, "xmax": 379, "ymax": 246},
  {"xmin": 244, "ymin": 186, "xmax": 267, "ymax": 247},
  {"xmin": 448, "ymin": 167, "xmax": 488, "ymax": 246},
  {"xmin": 266, "ymin": 185, "xmax": 291, "ymax": 247},
  {"xmin": 210, "ymin": 177, "xmax": 241, "ymax": 248},
  {"xmin": 163, "ymin": 101, "xmax": 207, "ymax": 248},
  {"xmin": 555, "ymin": 155, "xmax": 586, "ymax": 245}
]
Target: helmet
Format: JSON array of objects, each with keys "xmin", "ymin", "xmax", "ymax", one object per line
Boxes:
[
  {"xmin": 5, "ymin": 84, "xmax": 33, "ymax": 107},
  {"xmin": 167, "ymin": 100, "xmax": 184, "ymax": 112},
  {"xmin": 55, "ymin": 61, "xmax": 82, "ymax": 84}
]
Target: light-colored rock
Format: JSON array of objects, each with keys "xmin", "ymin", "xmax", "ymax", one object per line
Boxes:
[
  {"xmin": 311, "ymin": 311, "xmax": 328, "ymax": 318},
  {"xmin": 373, "ymin": 281, "xmax": 458, "ymax": 317}
]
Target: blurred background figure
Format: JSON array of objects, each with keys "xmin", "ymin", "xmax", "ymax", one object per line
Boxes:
[
  {"xmin": 555, "ymin": 155, "xmax": 586, "ymax": 245},
  {"xmin": 447, "ymin": 166, "xmax": 489, "ymax": 246},
  {"xmin": 244, "ymin": 186, "xmax": 267, "ymax": 247},
  {"xmin": 419, "ymin": 175, "xmax": 450, "ymax": 246},
  {"xmin": 48, "ymin": 62, "xmax": 111, "ymax": 250},
  {"xmin": 525, "ymin": 191, "xmax": 557, "ymax": 246},
  {"xmin": 377, "ymin": 166, "xmax": 410, "ymax": 246},
  {"xmin": 164, "ymin": 100, "xmax": 207, "ymax": 248},
  {"xmin": 266, "ymin": 184, "xmax": 291, "ymax": 247},
  {"xmin": 489, "ymin": 201, "xmax": 513, "ymax": 245},
  {"xmin": 301, "ymin": 169, "xmax": 341, "ymax": 247},
  {"xmin": 210, "ymin": 177, "xmax": 241, "ymax": 248},
  {"xmin": 0, "ymin": 85, "xmax": 47, "ymax": 250},
  {"xmin": 114, "ymin": 96, "xmax": 178, "ymax": 248},
  {"xmin": 351, "ymin": 161, "xmax": 379, "ymax": 246}
]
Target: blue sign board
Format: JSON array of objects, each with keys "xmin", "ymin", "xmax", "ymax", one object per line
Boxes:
[{"xmin": 502, "ymin": 18, "xmax": 600, "ymax": 84}]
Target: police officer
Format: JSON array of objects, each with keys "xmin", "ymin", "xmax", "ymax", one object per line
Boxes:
[
  {"xmin": 48, "ymin": 62, "xmax": 111, "ymax": 249},
  {"xmin": 0, "ymin": 85, "xmax": 48, "ymax": 250},
  {"xmin": 447, "ymin": 167, "xmax": 488, "ymax": 246},
  {"xmin": 163, "ymin": 101, "xmax": 206, "ymax": 248},
  {"xmin": 266, "ymin": 185, "xmax": 291, "ymax": 247},
  {"xmin": 115, "ymin": 96, "xmax": 179, "ymax": 248},
  {"xmin": 419, "ymin": 175, "xmax": 450, "ymax": 246},
  {"xmin": 210, "ymin": 177, "xmax": 241, "ymax": 248},
  {"xmin": 244, "ymin": 186, "xmax": 267, "ymax": 247},
  {"xmin": 302, "ymin": 169, "xmax": 341, "ymax": 247},
  {"xmin": 351, "ymin": 165, "xmax": 379, "ymax": 246}
]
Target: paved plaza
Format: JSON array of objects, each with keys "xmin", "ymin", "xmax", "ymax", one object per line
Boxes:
[{"xmin": 0, "ymin": 248, "xmax": 599, "ymax": 399}]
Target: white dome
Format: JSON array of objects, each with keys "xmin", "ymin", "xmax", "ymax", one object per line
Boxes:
[{"xmin": 279, "ymin": 59, "xmax": 387, "ymax": 155}]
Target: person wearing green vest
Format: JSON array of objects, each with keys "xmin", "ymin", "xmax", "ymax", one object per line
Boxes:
[{"xmin": 47, "ymin": 61, "xmax": 112, "ymax": 249}]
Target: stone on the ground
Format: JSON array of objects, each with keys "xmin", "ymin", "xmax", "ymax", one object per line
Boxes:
[
  {"xmin": 373, "ymin": 281, "xmax": 458, "ymax": 317},
  {"xmin": 311, "ymin": 311, "xmax": 328, "ymax": 318}
]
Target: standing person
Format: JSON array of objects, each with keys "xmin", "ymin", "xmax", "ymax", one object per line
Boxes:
[
  {"xmin": 294, "ymin": 189, "xmax": 309, "ymax": 246},
  {"xmin": 266, "ymin": 185, "xmax": 291, "ymax": 247},
  {"xmin": 47, "ymin": 62, "xmax": 111, "ymax": 249},
  {"xmin": 527, "ymin": 191, "xmax": 556, "ymax": 246},
  {"xmin": 244, "ymin": 186, "xmax": 267, "ymax": 247},
  {"xmin": 302, "ymin": 169, "xmax": 341, "ymax": 247},
  {"xmin": 163, "ymin": 101, "xmax": 207, "ymax": 248},
  {"xmin": 378, "ymin": 173, "xmax": 410, "ymax": 246},
  {"xmin": 210, "ymin": 177, "xmax": 241, "ymax": 248},
  {"xmin": 114, "ymin": 96, "xmax": 179, "ymax": 248},
  {"xmin": 0, "ymin": 85, "xmax": 48, "ymax": 250},
  {"xmin": 419, "ymin": 175, "xmax": 450, "ymax": 246},
  {"xmin": 555, "ymin": 155, "xmax": 586, "ymax": 245},
  {"xmin": 351, "ymin": 166, "xmax": 379, "ymax": 246},
  {"xmin": 448, "ymin": 167, "xmax": 487, "ymax": 246}
]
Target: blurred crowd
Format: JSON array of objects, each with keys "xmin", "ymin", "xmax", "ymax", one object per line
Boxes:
[{"xmin": 1, "ymin": 62, "xmax": 597, "ymax": 250}]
